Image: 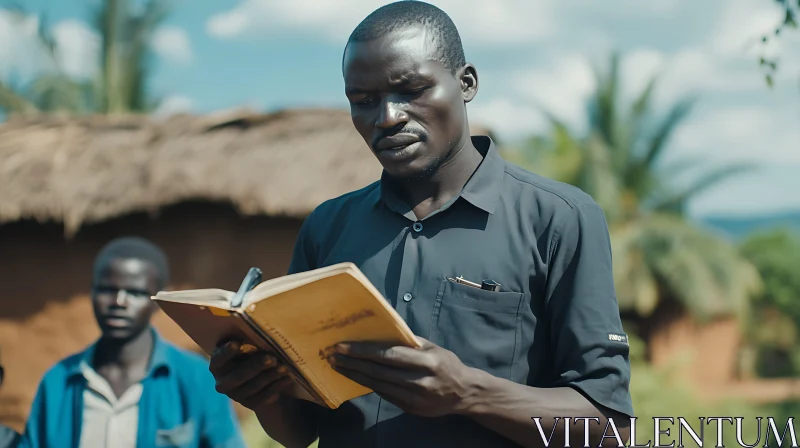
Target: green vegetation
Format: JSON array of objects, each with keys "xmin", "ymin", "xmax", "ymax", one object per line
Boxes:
[
  {"xmin": 759, "ymin": 0, "xmax": 799, "ymax": 86},
  {"xmin": 740, "ymin": 229, "xmax": 800, "ymax": 377},
  {"xmin": 503, "ymin": 52, "xmax": 761, "ymax": 322},
  {"xmin": 0, "ymin": 0, "xmax": 169, "ymax": 115}
]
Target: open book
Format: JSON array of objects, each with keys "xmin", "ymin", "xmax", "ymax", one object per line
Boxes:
[{"xmin": 151, "ymin": 262, "xmax": 421, "ymax": 409}]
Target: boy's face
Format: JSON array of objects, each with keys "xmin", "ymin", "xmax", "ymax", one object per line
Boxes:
[{"xmin": 92, "ymin": 257, "xmax": 160, "ymax": 341}]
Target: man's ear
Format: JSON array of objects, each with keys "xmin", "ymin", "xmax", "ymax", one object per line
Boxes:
[{"xmin": 460, "ymin": 63, "xmax": 479, "ymax": 103}]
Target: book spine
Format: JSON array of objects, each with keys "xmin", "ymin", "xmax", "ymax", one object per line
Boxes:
[{"xmin": 239, "ymin": 314, "xmax": 333, "ymax": 407}]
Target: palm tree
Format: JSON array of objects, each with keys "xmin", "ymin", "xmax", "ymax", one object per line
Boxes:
[
  {"xmin": 508, "ymin": 53, "xmax": 762, "ymax": 322},
  {"xmin": 0, "ymin": 0, "xmax": 169, "ymax": 116}
]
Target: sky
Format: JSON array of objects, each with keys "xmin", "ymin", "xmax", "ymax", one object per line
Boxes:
[{"xmin": 1, "ymin": 0, "xmax": 798, "ymax": 218}]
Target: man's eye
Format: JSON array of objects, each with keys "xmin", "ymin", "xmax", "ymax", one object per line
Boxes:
[
  {"xmin": 405, "ymin": 86, "xmax": 430, "ymax": 97},
  {"xmin": 351, "ymin": 97, "xmax": 374, "ymax": 106},
  {"xmin": 93, "ymin": 286, "xmax": 117, "ymax": 295},
  {"xmin": 125, "ymin": 290, "xmax": 151, "ymax": 299}
]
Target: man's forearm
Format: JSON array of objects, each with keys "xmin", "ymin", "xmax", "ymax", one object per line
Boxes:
[
  {"xmin": 460, "ymin": 369, "xmax": 630, "ymax": 448},
  {"xmin": 254, "ymin": 396, "xmax": 319, "ymax": 448}
]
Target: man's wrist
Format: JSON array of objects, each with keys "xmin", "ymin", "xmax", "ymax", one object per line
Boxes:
[
  {"xmin": 454, "ymin": 366, "xmax": 497, "ymax": 417},
  {"xmin": 253, "ymin": 395, "xmax": 290, "ymax": 415}
]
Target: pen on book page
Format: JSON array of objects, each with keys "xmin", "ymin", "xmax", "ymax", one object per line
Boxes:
[{"xmin": 231, "ymin": 267, "xmax": 262, "ymax": 308}]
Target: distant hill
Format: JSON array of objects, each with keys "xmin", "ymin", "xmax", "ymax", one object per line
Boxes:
[{"xmin": 694, "ymin": 210, "xmax": 800, "ymax": 241}]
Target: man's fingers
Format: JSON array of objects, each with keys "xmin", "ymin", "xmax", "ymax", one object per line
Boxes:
[
  {"xmin": 209, "ymin": 340, "xmax": 259, "ymax": 375},
  {"xmin": 215, "ymin": 352, "xmax": 279, "ymax": 394},
  {"xmin": 330, "ymin": 354, "xmax": 417, "ymax": 383},
  {"xmin": 249, "ymin": 376, "xmax": 295, "ymax": 407},
  {"xmin": 333, "ymin": 365, "xmax": 411, "ymax": 401},
  {"xmin": 229, "ymin": 364, "xmax": 290, "ymax": 400},
  {"xmin": 334, "ymin": 342, "xmax": 427, "ymax": 368},
  {"xmin": 413, "ymin": 336, "xmax": 436, "ymax": 349}
]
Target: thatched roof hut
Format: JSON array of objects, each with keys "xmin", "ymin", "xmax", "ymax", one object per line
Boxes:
[
  {"xmin": 0, "ymin": 107, "xmax": 494, "ymax": 235},
  {"xmin": 0, "ymin": 108, "xmax": 496, "ymax": 431}
]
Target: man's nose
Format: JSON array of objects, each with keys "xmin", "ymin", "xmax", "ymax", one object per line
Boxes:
[
  {"xmin": 375, "ymin": 98, "xmax": 408, "ymax": 129},
  {"xmin": 116, "ymin": 289, "xmax": 128, "ymax": 306}
]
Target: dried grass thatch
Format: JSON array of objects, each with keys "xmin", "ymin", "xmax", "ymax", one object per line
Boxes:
[{"xmin": 0, "ymin": 108, "xmax": 493, "ymax": 235}]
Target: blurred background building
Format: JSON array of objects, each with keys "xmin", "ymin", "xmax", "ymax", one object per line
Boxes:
[{"xmin": 1, "ymin": 0, "xmax": 798, "ymax": 446}]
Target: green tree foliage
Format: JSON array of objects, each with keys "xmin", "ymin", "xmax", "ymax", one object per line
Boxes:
[
  {"xmin": 505, "ymin": 52, "xmax": 762, "ymax": 321},
  {"xmin": 740, "ymin": 229, "xmax": 800, "ymax": 377},
  {"xmin": 0, "ymin": 0, "xmax": 169, "ymax": 115},
  {"xmin": 759, "ymin": 0, "xmax": 798, "ymax": 87}
]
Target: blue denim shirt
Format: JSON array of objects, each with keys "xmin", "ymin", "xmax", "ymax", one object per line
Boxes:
[{"xmin": 19, "ymin": 329, "xmax": 246, "ymax": 448}]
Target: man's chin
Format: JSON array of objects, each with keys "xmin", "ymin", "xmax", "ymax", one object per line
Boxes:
[
  {"xmin": 99, "ymin": 325, "xmax": 142, "ymax": 341},
  {"xmin": 382, "ymin": 158, "xmax": 442, "ymax": 182}
]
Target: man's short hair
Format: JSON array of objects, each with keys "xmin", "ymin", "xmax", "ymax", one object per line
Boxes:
[
  {"xmin": 346, "ymin": 1, "xmax": 466, "ymax": 75},
  {"xmin": 93, "ymin": 236, "xmax": 170, "ymax": 290}
]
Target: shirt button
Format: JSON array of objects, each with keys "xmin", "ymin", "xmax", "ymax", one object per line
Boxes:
[
  {"xmin": 403, "ymin": 293, "xmax": 413, "ymax": 302},
  {"xmin": 412, "ymin": 222, "xmax": 423, "ymax": 232}
]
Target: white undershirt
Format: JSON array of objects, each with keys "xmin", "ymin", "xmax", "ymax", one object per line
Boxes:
[{"xmin": 78, "ymin": 360, "xmax": 143, "ymax": 448}]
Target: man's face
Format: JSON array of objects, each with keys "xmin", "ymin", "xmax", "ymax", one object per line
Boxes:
[
  {"xmin": 343, "ymin": 26, "xmax": 478, "ymax": 179},
  {"xmin": 92, "ymin": 258, "xmax": 160, "ymax": 341}
]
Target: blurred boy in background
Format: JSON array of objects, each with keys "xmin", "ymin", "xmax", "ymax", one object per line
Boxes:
[
  {"xmin": 0, "ymin": 351, "xmax": 21, "ymax": 448},
  {"xmin": 19, "ymin": 236, "xmax": 245, "ymax": 448}
]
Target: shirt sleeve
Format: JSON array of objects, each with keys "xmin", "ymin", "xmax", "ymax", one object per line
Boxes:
[
  {"xmin": 198, "ymin": 373, "xmax": 247, "ymax": 448},
  {"xmin": 18, "ymin": 379, "xmax": 46, "ymax": 448},
  {"xmin": 287, "ymin": 208, "xmax": 319, "ymax": 275},
  {"xmin": 544, "ymin": 202, "xmax": 634, "ymax": 417}
]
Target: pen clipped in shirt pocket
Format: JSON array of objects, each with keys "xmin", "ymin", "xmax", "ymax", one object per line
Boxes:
[
  {"xmin": 443, "ymin": 276, "xmax": 523, "ymax": 310},
  {"xmin": 431, "ymin": 278, "xmax": 525, "ymax": 380}
]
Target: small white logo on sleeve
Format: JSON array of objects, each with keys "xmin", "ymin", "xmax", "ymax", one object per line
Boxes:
[{"xmin": 608, "ymin": 333, "xmax": 628, "ymax": 344}]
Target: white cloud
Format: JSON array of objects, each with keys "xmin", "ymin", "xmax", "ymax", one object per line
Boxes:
[
  {"xmin": 687, "ymin": 164, "xmax": 800, "ymax": 217},
  {"xmin": 206, "ymin": 0, "xmax": 557, "ymax": 46},
  {"xmin": 597, "ymin": 0, "xmax": 679, "ymax": 16},
  {"xmin": 153, "ymin": 95, "xmax": 195, "ymax": 117},
  {"xmin": 52, "ymin": 20, "xmax": 100, "ymax": 79},
  {"xmin": 710, "ymin": 0, "xmax": 786, "ymax": 60},
  {"xmin": 0, "ymin": 10, "xmax": 53, "ymax": 78},
  {"xmin": 0, "ymin": 12, "xmax": 98, "ymax": 81},
  {"xmin": 659, "ymin": 48, "xmax": 763, "ymax": 98},
  {"xmin": 620, "ymin": 48, "xmax": 666, "ymax": 98},
  {"xmin": 152, "ymin": 26, "xmax": 193, "ymax": 64},
  {"xmin": 509, "ymin": 55, "xmax": 596, "ymax": 132},
  {"xmin": 468, "ymin": 97, "xmax": 547, "ymax": 138},
  {"xmin": 671, "ymin": 106, "xmax": 800, "ymax": 166},
  {"xmin": 207, "ymin": 9, "xmax": 249, "ymax": 39}
]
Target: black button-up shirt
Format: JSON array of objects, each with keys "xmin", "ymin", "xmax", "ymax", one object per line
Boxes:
[{"xmin": 288, "ymin": 136, "xmax": 633, "ymax": 448}]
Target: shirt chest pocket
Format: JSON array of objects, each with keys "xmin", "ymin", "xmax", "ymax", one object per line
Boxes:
[
  {"xmin": 155, "ymin": 419, "xmax": 195, "ymax": 447},
  {"xmin": 430, "ymin": 278, "xmax": 525, "ymax": 380}
]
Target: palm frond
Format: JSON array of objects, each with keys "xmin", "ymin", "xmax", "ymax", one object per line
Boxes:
[
  {"xmin": 579, "ymin": 133, "xmax": 622, "ymax": 217},
  {"xmin": 652, "ymin": 162, "xmax": 755, "ymax": 213},
  {"xmin": 631, "ymin": 75, "xmax": 659, "ymax": 121},
  {"xmin": 0, "ymin": 79, "xmax": 38, "ymax": 115},
  {"xmin": 640, "ymin": 96, "xmax": 696, "ymax": 170},
  {"xmin": 27, "ymin": 74, "xmax": 89, "ymax": 112},
  {"xmin": 122, "ymin": 0, "xmax": 170, "ymax": 112},
  {"xmin": 640, "ymin": 214, "xmax": 760, "ymax": 321},
  {"xmin": 95, "ymin": 0, "xmax": 123, "ymax": 112},
  {"xmin": 610, "ymin": 223, "xmax": 659, "ymax": 316}
]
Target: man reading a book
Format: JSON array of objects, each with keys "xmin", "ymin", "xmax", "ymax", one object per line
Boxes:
[
  {"xmin": 20, "ymin": 237, "xmax": 245, "ymax": 448},
  {"xmin": 209, "ymin": 2, "xmax": 634, "ymax": 447}
]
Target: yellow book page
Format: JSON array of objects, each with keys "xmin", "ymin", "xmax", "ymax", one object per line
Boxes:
[{"xmin": 243, "ymin": 269, "xmax": 420, "ymax": 408}]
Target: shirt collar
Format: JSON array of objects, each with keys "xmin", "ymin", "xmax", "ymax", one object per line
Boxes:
[
  {"xmin": 67, "ymin": 327, "xmax": 171, "ymax": 379},
  {"xmin": 373, "ymin": 135, "xmax": 505, "ymax": 216}
]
